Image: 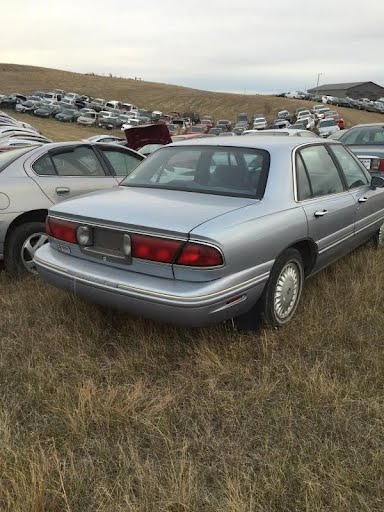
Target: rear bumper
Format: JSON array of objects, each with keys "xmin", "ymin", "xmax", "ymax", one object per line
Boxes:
[{"xmin": 34, "ymin": 245, "xmax": 269, "ymax": 327}]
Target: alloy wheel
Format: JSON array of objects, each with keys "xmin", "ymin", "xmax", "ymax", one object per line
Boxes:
[{"xmin": 21, "ymin": 232, "xmax": 48, "ymax": 274}]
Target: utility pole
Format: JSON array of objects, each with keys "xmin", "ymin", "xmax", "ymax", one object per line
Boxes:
[{"xmin": 315, "ymin": 73, "xmax": 323, "ymax": 95}]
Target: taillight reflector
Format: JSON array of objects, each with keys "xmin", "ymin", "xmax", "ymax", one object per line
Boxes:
[
  {"xmin": 176, "ymin": 242, "xmax": 223, "ymax": 267},
  {"xmin": 46, "ymin": 217, "xmax": 77, "ymax": 244},
  {"xmin": 379, "ymin": 159, "xmax": 384, "ymax": 172},
  {"xmin": 131, "ymin": 234, "xmax": 181, "ymax": 264}
]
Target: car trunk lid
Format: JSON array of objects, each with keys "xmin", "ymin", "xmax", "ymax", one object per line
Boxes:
[{"xmin": 49, "ymin": 187, "xmax": 255, "ymax": 279}]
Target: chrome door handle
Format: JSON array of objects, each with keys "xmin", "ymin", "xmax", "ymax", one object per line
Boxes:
[
  {"xmin": 314, "ymin": 209, "xmax": 328, "ymax": 217},
  {"xmin": 55, "ymin": 187, "xmax": 70, "ymax": 195},
  {"xmin": 358, "ymin": 197, "xmax": 368, "ymax": 203}
]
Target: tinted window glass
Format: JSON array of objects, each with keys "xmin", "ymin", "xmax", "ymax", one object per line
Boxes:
[
  {"xmin": 330, "ymin": 145, "xmax": 369, "ymax": 189},
  {"xmin": 299, "ymin": 145, "xmax": 344, "ymax": 197},
  {"xmin": 296, "ymin": 154, "xmax": 312, "ymax": 200},
  {"xmin": 52, "ymin": 147, "xmax": 106, "ymax": 176},
  {"xmin": 121, "ymin": 146, "xmax": 269, "ymax": 198},
  {"xmin": 341, "ymin": 126, "xmax": 384, "ymax": 145},
  {"xmin": 102, "ymin": 149, "xmax": 142, "ymax": 176},
  {"xmin": 33, "ymin": 154, "xmax": 56, "ymax": 175}
]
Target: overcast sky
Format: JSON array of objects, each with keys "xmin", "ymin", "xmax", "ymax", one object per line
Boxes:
[{"xmin": 1, "ymin": 0, "xmax": 383, "ymax": 93}]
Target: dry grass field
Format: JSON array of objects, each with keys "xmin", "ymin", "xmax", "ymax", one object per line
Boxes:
[
  {"xmin": 2, "ymin": 63, "xmax": 384, "ymax": 129},
  {"xmin": 1, "ymin": 64, "xmax": 384, "ymax": 511}
]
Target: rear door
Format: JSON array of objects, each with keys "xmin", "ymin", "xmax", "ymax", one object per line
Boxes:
[
  {"xmin": 25, "ymin": 144, "xmax": 119, "ymax": 203},
  {"xmin": 296, "ymin": 144, "xmax": 356, "ymax": 270}
]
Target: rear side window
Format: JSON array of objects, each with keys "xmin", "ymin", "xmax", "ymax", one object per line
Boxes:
[
  {"xmin": 297, "ymin": 145, "xmax": 344, "ymax": 198},
  {"xmin": 296, "ymin": 154, "xmax": 312, "ymax": 201},
  {"xmin": 33, "ymin": 147, "xmax": 106, "ymax": 176},
  {"xmin": 33, "ymin": 154, "xmax": 56, "ymax": 175},
  {"xmin": 121, "ymin": 146, "xmax": 270, "ymax": 198}
]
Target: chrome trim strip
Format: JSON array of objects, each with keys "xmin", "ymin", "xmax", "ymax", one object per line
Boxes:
[
  {"xmin": 48, "ymin": 215, "xmax": 226, "ymax": 266},
  {"xmin": 354, "ymin": 215, "xmax": 384, "ymax": 236},
  {"xmin": 34, "ymin": 254, "xmax": 269, "ymax": 305},
  {"xmin": 317, "ymin": 230, "xmax": 355, "ymax": 255}
]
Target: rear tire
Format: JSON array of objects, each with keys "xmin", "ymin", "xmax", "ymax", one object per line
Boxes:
[
  {"xmin": 5, "ymin": 222, "xmax": 47, "ymax": 277},
  {"xmin": 235, "ymin": 249, "xmax": 304, "ymax": 330}
]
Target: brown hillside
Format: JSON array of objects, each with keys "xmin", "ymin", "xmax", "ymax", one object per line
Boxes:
[{"xmin": 1, "ymin": 63, "xmax": 384, "ymax": 128}]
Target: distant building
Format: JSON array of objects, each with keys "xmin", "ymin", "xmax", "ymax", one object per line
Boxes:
[{"xmin": 307, "ymin": 81, "xmax": 384, "ymax": 100}]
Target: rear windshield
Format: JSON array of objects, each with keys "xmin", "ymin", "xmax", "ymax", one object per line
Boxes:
[
  {"xmin": 121, "ymin": 145, "xmax": 270, "ymax": 198},
  {"xmin": 0, "ymin": 146, "xmax": 35, "ymax": 172}
]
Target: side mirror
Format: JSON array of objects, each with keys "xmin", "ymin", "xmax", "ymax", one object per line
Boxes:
[{"xmin": 371, "ymin": 176, "xmax": 384, "ymax": 188}]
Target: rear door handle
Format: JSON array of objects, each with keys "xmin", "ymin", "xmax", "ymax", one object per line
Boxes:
[
  {"xmin": 56, "ymin": 187, "xmax": 70, "ymax": 195},
  {"xmin": 314, "ymin": 209, "xmax": 328, "ymax": 217},
  {"xmin": 358, "ymin": 197, "xmax": 368, "ymax": 203}
]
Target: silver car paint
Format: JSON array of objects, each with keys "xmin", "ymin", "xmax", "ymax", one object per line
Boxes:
[{"xmin": 34, "ymin": 136, "xmax": 384, "ymax": 326}]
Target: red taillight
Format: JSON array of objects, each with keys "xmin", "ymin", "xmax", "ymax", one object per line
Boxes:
[
  {"xmin": 45, "ymin": 217, "xmax": 52, "ymax": 236},
  {"xmin": 131, "ymin": 234, "xmax": 182, "ymax": 264},
  {"xmin": 46, "ymin": 217, "xmax": 77, "ymax": 244},
  {"xmin": 379, "ymin": 159, "xmax": 384, "ymax": 173},
  {"xmin": 176, "ymin": 242, "xmax": 223, "ymax": 267}
]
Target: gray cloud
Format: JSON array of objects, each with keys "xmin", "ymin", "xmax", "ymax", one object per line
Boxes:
[{"xmin": 1, "ymin": 0, "xmax": 383, "ymax": 93}]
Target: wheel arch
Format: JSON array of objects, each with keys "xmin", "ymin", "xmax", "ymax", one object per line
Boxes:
[
  {"xmin": 274, "ymin": 238, "xmax": 318, "ymax": 277},
  {"xmin": 4, "ymin": 209, "xmax": 48, "ymax": 252}
]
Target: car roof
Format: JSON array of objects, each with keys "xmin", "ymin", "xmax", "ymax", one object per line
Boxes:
[
  {"xmin": 349, "ymin": 123, "xmax": 384, "ymax": 128},
  {"xmin": 169, "ymin": 135, "xmax": 336, "ymax": 150}
]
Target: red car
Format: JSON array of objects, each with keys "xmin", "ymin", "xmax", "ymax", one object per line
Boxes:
[
  {"xmin": 200, "ymin": 119, "xmax": 214, "ymax": 130},
  {"xmin": 324, "ymin": 111, "xmax": 345, "ymax": 130}
]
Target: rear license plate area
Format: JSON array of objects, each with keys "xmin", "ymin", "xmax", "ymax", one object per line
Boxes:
[{"xmin": 83, "ymin": 228, "xmax": 132, "ymax": 264}]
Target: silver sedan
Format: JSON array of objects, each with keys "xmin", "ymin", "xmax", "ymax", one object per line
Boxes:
[{"xmin": 34, "ymin": 136, "xmax": 384, "ymax": 328}]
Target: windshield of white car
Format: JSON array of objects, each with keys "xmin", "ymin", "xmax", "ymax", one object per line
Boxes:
[
  {"xmin": 121, "ymin": 145, "xmax": 270, "ymax": 199},
  {"xmin": 320, "ymin": 120, "xmax": 336, "ymax": 127}
]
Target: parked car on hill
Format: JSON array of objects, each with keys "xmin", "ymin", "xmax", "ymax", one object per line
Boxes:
[
  {"xmin": 332, "ymin": 124, "xmax": 384, "ymax": 175},
  {"xmin": 77, "ymin": 111, "xmax": 98, "ymax": 126},
  {"xmin": 34, "ymin": 136, "xmax": 384, "ymax": 330},
  {"xmin": 215, "ymin": 120, "xmax": 232, "ymax": 132},
  {"xmin": 55, "ymin": 108, "xmax": 80, "ymax": 122},
  {"xmin": 317, "ymin": 118, "xmax": 340, "ymax": 138},
  {"xmin": 242, "ymin": 129, "xmax": 318, "ymax": 137},
  {"xmin": 15, "ymin": 99, "xmax": 41, "ymax": 113},
  {"xmin": 33, "ymin": 104, "xmax": 62, "ymax": 118},
  {"xmin": 0, "ymin": 142, "xmax": 145, "ymax": 276},
  {"xmin": 252, "ymin": 117, "xmax": 268, "ymax": 130}
]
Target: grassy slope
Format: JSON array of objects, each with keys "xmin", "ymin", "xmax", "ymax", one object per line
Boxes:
[
  {"xmin": 2, "ymin": 63, "xmax": 384, "ymax": 131},
  {"xmin": 0, "ymin": 64, "xmax": 384, "ymax": 511}
]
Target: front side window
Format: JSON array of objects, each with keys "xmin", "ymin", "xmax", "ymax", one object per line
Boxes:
[
  {"xmin": 101, "ymin": 149, "xmax": 142, "ymax": 176},
  {"xmin": 298, "ymin": 145, "xmax": 344, "ymax": 197},
  {"xmin": 121, "ymin": 146, "xmax": 270, "ymax": 198},
  {"xmin": 330, "ymin": 145, "xmax": 369, "ymax": 189}
]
